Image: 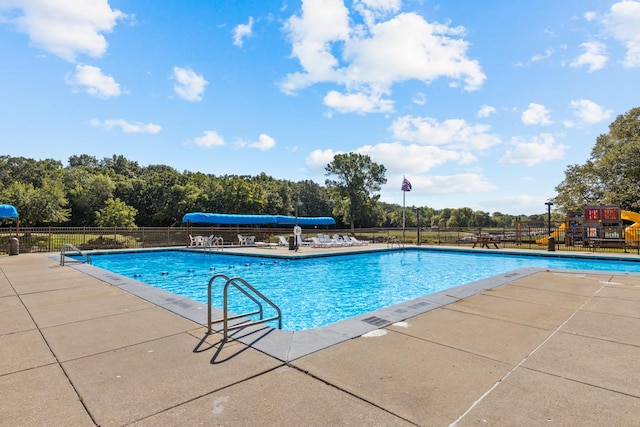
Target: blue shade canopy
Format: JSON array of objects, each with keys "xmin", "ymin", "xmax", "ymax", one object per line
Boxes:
[
  {"xmin": 0, "ymin": 204, "xmax": 18, "ymax": 219},
  {"xmin": 182, "ymin": 213, "xmax": 335, "ymax": 226}
]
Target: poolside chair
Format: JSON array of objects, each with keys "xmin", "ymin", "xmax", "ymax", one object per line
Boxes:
[
  {"xmin": 332, "ymin": 234, "xmax": 349, "ymax": 246},
  {"xmin": 255, "ymin": 240, "xmax": 278, "ymax": 249},
  {"xmin": 310, "ymin": 236, "xmax": 332, "ymax": 248},
  {"xmin": 318, "ymin": 234, "xmax": 334, "ymax": 246},
  {"xmin": 278, "ymin": 235, "xmax": 289, "ymax": 247},
  {"xmin": 189, "ymin": 235, "xmax": 205, "ymax": 247},
  {"xmin": 238, "ymin": 234, "xmax": 256, "ymax": 246},
  {"xmin": 297, "ymin": 234, "xmax": 311, "ymax": 247},
  {"xmin": 349, "ymin": 236, "xmax": 370, "ymax": 245},
  {"xmin": 342, "ymin": 235, "xmax": 354, "ymax": 245}
]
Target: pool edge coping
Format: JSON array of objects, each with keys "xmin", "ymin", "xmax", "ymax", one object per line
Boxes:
[{"xmin": 50, "ymin": 246, "xmax": 640, "ymax": 362}]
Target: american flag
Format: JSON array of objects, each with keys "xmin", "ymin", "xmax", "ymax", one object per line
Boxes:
[{"xmin": 401, "ymin": 177, "xmax": 412, "ymax": 192}]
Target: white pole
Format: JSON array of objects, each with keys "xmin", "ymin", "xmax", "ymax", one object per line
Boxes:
[{"xmin": 402, "ymin": 190, "xmax": 406, "ymax": 229}]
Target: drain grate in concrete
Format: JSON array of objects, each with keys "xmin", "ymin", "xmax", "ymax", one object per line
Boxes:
[
  {"xmin": 408, "ymin": 301, "xmax": 430, "ymax": 310},
  {"xmin": 361, "ymin": 316, "xmax": 391, "ymax": 327}
]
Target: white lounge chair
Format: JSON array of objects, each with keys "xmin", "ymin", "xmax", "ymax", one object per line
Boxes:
[
  {"xmin": 297, "ymin": 235, "xmax": 311, "ymax": 247},
  {"xmin": 349, "ymin": 236, "xmax": 370, "ymax": 245},
  {"xmin": 342, "ymin": 235, "xmax": 357, "ymax": 245},
  {"xmin": 332, "ymin": 234, "xmax": 348, "ymax": 246},
  {"xmin": 318, "ymin": 234, "xmax": 333, "ymax": 246},
  {"xmin": 255, "ymin": 241, "xmax": 278, "ymax": 249},
  {"xmin": 310, "ymin": 236, "xmax": 333, "ymax": 248},
  {"xmin": 278, "ymin": 235, "xmax": 289, "ymax": 247}
]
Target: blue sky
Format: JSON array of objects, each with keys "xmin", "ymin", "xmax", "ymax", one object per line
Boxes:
[{"xmin": 1, "ymin": 0, "xmax": 639, "ymax": 215}]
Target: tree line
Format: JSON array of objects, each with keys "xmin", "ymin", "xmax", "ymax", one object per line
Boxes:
[{"xmin": 0, "ymin": 152, "xmax": 549, "ymax": 229}]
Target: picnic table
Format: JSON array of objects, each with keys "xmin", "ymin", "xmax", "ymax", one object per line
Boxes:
[
  {"xmin": 472, "ymin": 236, "xmax": 500, "ymax": 249},
  {"xmin": 589, "ymin": 238, "xmax": 640, "ymax": 254}
]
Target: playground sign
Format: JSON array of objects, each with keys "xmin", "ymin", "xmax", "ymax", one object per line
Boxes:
[{"xmin": 583, "ymin": 205, "xmax": 620, "ymax": 224}]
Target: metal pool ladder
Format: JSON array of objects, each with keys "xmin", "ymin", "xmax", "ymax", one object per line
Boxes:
[
  {"xmin": 204, "ymin": 236, "xmax": 224, "ymax": 253},
  {"xmin": 207, "ymin": 273, "xmax": 282, "ymax": 340},
  {"xmin": 60, "ymin": 243, "xmax": 92, "ymax": 266}
]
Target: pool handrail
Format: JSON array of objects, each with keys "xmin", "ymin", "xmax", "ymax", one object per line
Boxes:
[
  {"xmin": 208, "ymin": 274, "xmax": 262, "ymax": 333},
  {"xmin": 60, "ymin": 243, "xmax": 92, "ymax": 266},
  {"xmin": 207, "ymin": 273, "xmax": 282, "ymax": 339}
]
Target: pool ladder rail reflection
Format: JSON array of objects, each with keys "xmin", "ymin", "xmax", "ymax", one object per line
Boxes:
[
  {"xmin": 386, "ymin": 236, "xmax": 404, "ymax": 249},
  {"xmin": 207, "ymin": 273, "xmax": 282, "ymax": 340},
  {"xmin": 60, "ymin": 243, "xmax": 92, "ymax": 266}
]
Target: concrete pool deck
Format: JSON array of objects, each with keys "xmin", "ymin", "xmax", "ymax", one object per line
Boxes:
[{"xmin": 1, "ymin": 246, "xmax": 640, "ymax": 426}]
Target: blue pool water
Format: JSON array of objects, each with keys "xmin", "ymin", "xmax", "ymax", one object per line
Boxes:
[{"xmin": 85, "ymin": 249, "xmax": 640, "ymax": 330}]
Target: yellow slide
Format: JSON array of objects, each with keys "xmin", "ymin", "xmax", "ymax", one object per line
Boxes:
[
  {"xmin": 622, "ymin": 210, "xmax": 640, "ymax": 241},
  {"xmin": 536, "ymin": 223, "xmax": 566, "ymax": 245}
]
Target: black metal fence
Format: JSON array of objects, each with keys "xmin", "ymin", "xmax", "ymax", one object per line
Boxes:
[{"xmin": 2, "ymin": 223, "xmax": 639, "ymax": 255}]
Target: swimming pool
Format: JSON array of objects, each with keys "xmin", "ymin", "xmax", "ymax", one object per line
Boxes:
[{"xmin": 84, "ymin": 248, "xmax": 640, "ymax": 331}]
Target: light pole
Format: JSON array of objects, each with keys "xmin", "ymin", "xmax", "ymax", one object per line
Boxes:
[
  {"xmin": 294, "ymin": 201, "xmax": 302, "ymax": 226},
  {"xmin": 545, "ymin": 201, "xmax": 554, "ymax": 251},
  {"xmin": 415, "ymin": 207, "xmax": 421, "ymax": 246}
]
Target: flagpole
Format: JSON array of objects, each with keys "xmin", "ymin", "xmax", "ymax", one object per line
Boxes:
[{"xmin": 402, "ymin": 176, "xmax": 406, "ymax": 242}]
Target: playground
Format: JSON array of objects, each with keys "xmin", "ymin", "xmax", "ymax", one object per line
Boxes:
[{"xmin": 536, "ymin": 206, "xmax": 640, "ymax": 251}]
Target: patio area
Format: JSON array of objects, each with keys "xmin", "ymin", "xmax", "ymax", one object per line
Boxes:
[{"xmin": 1, "ymin": 249, "xmax": 639, "ymax": 426}]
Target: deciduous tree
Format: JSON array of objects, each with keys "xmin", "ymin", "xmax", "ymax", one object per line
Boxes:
[
  {"xmin": 325, "ymin": 153, "xmax": 387, "ymax": 229},
  {"xmin": 555, "ymin": 107, "xmax": 640, "ymax": 212}
]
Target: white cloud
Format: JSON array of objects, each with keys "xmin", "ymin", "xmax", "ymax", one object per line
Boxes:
[
  {"xmin": 569, "ymin": 99, "xmax": 613, "ymax": 124},
  {"xmin": 306, "ymin": 148, "xmax": 342, "ymax": 170},
  {"xmin": 172, "ymin": 66, "xmax": 208, "ymax": 101},
  {"xmin": 191, "ymin": 130, "xmax": 225, "ymax": 147},
  {"xmin": 236, "ymin": 133, "xmax": 276, "ymax": 150},
  {"xmin": 91, "ymin": 119, "xmax": 161, "ymax": 134},
  {"xmin": 477, "ymin": 105, "xmax": 496, "ymax": 118},
  {"xmin": 356, "ymin": 142, "xmax": 467, "ymax": 174},
  {"xmin": 323, "ymin": 90, "xmax": 394, "ymax": 114},
  {"xmin": 233, "ymin": 16, "xmax": 254, "ymax": 47},
  {"xmin": 390, "ymin": 115, "xmax": 501, "ymax": 151},
  {"xmin": 521, "ymin": 103, "xmax": 553, "ymax": 125},
  {"xmin": 411, "ymin": 92, "xmax": 427, "ymax": 105},
  {"xmin": 66, "ymin": 64, "xmax": 121, "ymax": 98},
  {"xmin": 281, "ymin": 0, "xmax": 485, "ymax": 114},
  {"xmin": 0, "ymin": 0, "xmax": 126, "ymax": 62},
  {"xmin": 399, "ymin": 174, "xmax": 495, "ymax": 195},
  {"xmin": 601, "ymin": 0, "xmax": 640, "ymax": 67},
  {"xmin": 499, "ymin": 133, "xmax": 567, "ymax": 166},
  {"xmin": 280, "ymin": 0, "xmax": 350, "ymax": 94},
  {"xmin": 570, "ymin": 41, "xmax": 608, "ymax": 71},
  {"xmin": 584, "ymin": 11, "xmax": 597, "ymax": 22},
  {"xmin": 353, "ymin": 0, "xmax": 401, "ymax": 27},
  {"xmin": 530, "ymin": 47, "xmax": 555, "ymax": 63}
]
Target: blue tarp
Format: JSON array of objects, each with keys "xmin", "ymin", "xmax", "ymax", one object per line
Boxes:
[
  {"xmin": 182, "ymin": 212, "xmax": 335, "ymax": 226},
  {"xmin": 0, "ymin": 204, "xmax": 18, "ymax": 220}
]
